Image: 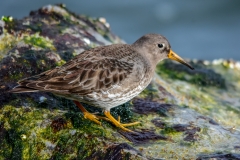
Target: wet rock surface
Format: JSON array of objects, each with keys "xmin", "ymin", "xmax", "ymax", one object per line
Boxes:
[
  {"xmin": 197, "ymin": 153, "xmax": 240, "ymax": 160},
  {"xmin": 86, "ymin": 143, "xmax": 147, "ymax": 160},
  {"xmin": 133, "ymin": 99, "xmax": 174, "ymax": 116},
  {"xmin": 119, "ymin": 129, "xmax": 169, "ymax": 144},
  {"xmin": 1, "ymin": 4, "xmax": 240, "ymax": 160}
]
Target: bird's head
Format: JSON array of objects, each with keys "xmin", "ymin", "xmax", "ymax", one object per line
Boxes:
[{"xmin": 132, "ymin": 33, "xmax": 194, "ymax": 70}]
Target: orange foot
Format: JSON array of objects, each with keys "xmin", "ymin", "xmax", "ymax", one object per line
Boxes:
[
  {"xmin": 104, "ymin": 110, "xmax": 140, "ymax": 132},
  {"xmin": 74, "ymin": 101, "xmax": 103, "ymax": 124},
  {"xmin": 73, "ymin": 101, "xmax": 140, "ymax": 132}
]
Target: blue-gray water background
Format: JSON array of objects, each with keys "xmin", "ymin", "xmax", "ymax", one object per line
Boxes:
[{"xmin": 1, "ymin": 0, "xmax": 240, "ymax": 60}]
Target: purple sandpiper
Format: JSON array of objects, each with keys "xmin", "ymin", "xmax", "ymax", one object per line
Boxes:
[{"xmin": 10, "ymin": 34, "xmax": 194, "ymax": 132}]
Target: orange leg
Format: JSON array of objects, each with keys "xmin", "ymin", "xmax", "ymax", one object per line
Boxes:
[
  {"xmin": 74, "ymin": 101, "xmax": 103, "ymax": 125},
  {"xmin": 104, "ymin": 110, "xmax": 140, "ymax": 132},
  {"xmin": 74, "ymin": 101, "xmax": 139, "ymax": 132}
]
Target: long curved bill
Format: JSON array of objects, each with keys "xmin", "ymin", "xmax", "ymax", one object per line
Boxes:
[{"xmin": 168, "ymin": 50, "xmax": 194, "ymax": 70}]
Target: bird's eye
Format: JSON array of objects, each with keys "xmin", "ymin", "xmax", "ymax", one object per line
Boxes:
[{"xmin": 158, "ymin": 43, "xmax": 165, "ymax": 48}]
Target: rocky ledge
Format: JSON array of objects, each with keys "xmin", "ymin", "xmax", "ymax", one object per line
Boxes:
[{"xmin": 1, "ymin": 4, "xmax": 240, "ymax": 160}]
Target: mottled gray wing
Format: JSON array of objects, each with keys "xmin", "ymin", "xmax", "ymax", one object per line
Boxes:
[{"xmin": 14, "ymin": 48, "xmax": 134, "ymax": 95}]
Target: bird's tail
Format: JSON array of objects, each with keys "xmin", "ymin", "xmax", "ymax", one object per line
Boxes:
[{"xmin": 8, "ymin": 86, "xmax": 39, "ymax": 93}]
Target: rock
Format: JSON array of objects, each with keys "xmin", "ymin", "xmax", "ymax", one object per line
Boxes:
[{"xmin": 1, "ymin": 4, "xmax": 240, "ymax": 160}]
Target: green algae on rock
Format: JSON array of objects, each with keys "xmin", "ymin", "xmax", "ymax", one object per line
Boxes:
[
  {"xmin": 1, "ymin": 4, "xmax": 240, "ymax": 160},
  {"xmin": 156, "ymin": 60, "xmax": 226, "ymax": 88}
]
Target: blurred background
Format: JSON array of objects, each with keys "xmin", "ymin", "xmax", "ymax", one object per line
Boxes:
[{"xmin": 0, "ymin": 0, "xmax": 240, "ymax": 60}]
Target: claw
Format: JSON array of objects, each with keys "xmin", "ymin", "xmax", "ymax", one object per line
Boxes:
[
  {"xmin": 122, "ymin": 121, "xmax": 140, "ymax": 127},
  {"xmin": 96, "ymin": 115, "xmax": 111, "ymax": 122},
  {"xmin": 118, "ymin": 116, "xmax": 120, "ymax": 122},
  {"xmin": 83, "ymin": 112, "xmax": 101, "ymax": 125}
]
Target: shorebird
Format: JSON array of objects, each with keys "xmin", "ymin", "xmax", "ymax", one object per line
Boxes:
[{"xmin": 10, "ymin": 34, "xmax": 194, "ymax": 132}]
